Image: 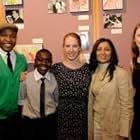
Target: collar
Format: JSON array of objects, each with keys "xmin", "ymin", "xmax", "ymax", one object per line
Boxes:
[
  {"xmin": 0, "ymin": 48, "xmax": 15, "ymax": 56},
  {"xmin": 98, "ymin": 63, "xmax": 109, "ymax": 70},
  {"xmin": 34, "ymin": 68, "xmax": 51, "ymax": 81},
  {"xmin": 96, "ymin": 63, "xmax": 110, "ymax": 73}
]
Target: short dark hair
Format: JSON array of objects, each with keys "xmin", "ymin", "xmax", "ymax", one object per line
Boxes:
[{"xmin": 34, "ymin": 48, "xmax": 53, "ymax": 68}]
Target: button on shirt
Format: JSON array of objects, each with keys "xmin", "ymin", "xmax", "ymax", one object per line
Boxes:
[
  {"xmin": 18, "ymin": 69, "xmax": 59, "ymax": 118},
  {"xmin": 0, "ymin": 48, "xmax": 16, "ymax": 70}
]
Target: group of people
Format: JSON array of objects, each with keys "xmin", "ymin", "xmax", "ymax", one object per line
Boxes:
[{"xmin": 0, "ymin": 22, "xmax": 139, "ymax": 140}]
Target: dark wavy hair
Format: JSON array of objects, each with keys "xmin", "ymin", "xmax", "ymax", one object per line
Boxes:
[
  {"xmin": 131, "ymin": 23, "xmax": 140, "ymax": 68},
  {"xmin": 89, "ymin": 38, "xmax": 118, "ymax": 81}
]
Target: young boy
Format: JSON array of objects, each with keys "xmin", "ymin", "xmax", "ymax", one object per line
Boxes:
[{"xmin": 18, "ymin": 49, "xmax": 58, "ymax": 139}]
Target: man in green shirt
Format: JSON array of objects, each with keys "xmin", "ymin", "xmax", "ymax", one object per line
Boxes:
[{"xmin": 0, "ymin": 23, "xmax": 27, "ymax": 137}]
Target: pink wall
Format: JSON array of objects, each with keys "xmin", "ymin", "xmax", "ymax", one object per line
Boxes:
[
  {"xmin": 13, "ymin": 0, "xmax": 140, "ymax": 69},
  {"xmin": 16, "ymin": 0, "xmax": 93, "ymax": 63}
]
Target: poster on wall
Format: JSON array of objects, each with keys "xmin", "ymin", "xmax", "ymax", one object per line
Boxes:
[
  {"xmin": 14, "ymin": 44, "xmax": 42, "ymax": 63},
  {"xmin": 69, "ymin": 0, "xmax": 89, "ymax": 12},
  {"xmin": 103, "ymin": 0, "xmax": 123, "ymax": 10},
  {"xmin": 48, "ymin": 0, "xmax": 66, "ymax": 14},
  {"xmin": 78, "ymin": 31, "xmax": 90, "ymax": 50},
  {"xmin": 103, "ymin": 13, "xmax": 122, "ymax": 29},
  {"xmin": 5, "ymin": 8, "xmax": 24, "ymax": 29},
  {"xmin": 3, "ymin": 0, "xmax": 23, "ymax": 5}
]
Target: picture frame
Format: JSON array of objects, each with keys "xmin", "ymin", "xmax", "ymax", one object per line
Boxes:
[
  {"xmin": 5, "ymin": 8, "xmax": 24, "ymax": 24},
  {"xmin": 103, "ymin": 13, "xmax": 122, "ymax": 29},
  {"xmin": 3, "ymin": 0, "xmax": 23, "ymax": 6},
  {"xmin": 69, "ymin": 0, "xmax": 89, "ymax": 12},
  {"xmin": 103, "ymin": 0, "xmax": 123, "ymax": 10},
  {"xmin": 14, "ymin": 44, "xmax": 42, "ymax": 63},
  {"xmin": 78, "ymin": 31, "xmax": 90, "ymax": 50},
  {"xmin": 48, "ymin": 0, "xmax": 66, "ymax": 14}
]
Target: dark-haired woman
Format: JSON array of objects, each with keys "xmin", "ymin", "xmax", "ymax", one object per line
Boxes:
[{"xmin": 88, "ymin": 38, "xmax": 133, "ymax": 140}]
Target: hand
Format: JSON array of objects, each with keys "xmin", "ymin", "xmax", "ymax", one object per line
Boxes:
[{"xmin": 20, "ymin": 71, "xmax": 28, "ymax": 81}]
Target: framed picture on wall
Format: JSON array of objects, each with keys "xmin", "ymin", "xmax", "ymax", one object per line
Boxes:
[
  {"xmin": 5, "ymin": 8, "xmax": 24, "ymax": 24},
  {"xmin": 14, "ymin": 44, "xmax": 42, "ymax": 63},
  {"xmin": 78, "ymin": 31, "xmax": 90, "ymax": 50},
  {"xmin": 103, "ymin": 13, "xmax": 122, "ymax": 29},
  {"xmin": 48, "ymin": 0, "xmax": 66, "ymax": 14},
  {"xmin": 3, "ymin": 0, "xmax": 23, "ymax": 5},
  {"xmin": 69, "ymin": 0, "xmax": 89, "ymax": 12},
  {"xmin": 103, "ymin": 0, "xmax": 123, "ymax": 10}
]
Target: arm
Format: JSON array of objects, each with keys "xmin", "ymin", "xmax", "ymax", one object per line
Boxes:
[
  {"xmin": 88, "ymin": 81, "xmax": 95, "ymax": 140},
  {"xmin": 18, "ymin": 80, "xmax": 27, "ymax": 106},
  {"xmin": 18, "ymin": 80, "xmax": 27, "ymax": 117},
  {"xmin": 53, "ymin": 84, "xmax": 59, "ymax": 107},
  {"xmin": 117, "ymin": 69, "xmax": 134, "ymax": 138}
]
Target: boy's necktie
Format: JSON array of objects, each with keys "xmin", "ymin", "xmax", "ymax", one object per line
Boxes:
[{"xmin": 40, "ymin": 78, "xmax": 45, "ymax": 117}]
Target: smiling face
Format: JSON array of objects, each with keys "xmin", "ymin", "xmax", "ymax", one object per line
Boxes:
[
  {"xmin": 96, "ymin": 41, "xmax": 112, "ymax": 64},
  {"xmin": 0, "ymin": 28, "xmax": 17, "ymax": 52},
  {"xmin": 35, "ymin": 50, "xmax": 52, "ymax": 76},
  {"xmin": 63, "ymin": 33, "xmax": 81, "ymax": 62}
]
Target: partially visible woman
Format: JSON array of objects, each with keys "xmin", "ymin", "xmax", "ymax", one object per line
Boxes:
[
  {"xmin": 88, "ymin": 38, "xmax": 133, "ymax": 140},
  {"xmin": 130, "ymin": 23, "xmax": 140, "ymax": 140},
  {"xmin": 51, "ymin": 32, "xmax": 91, "ymax": 140}
]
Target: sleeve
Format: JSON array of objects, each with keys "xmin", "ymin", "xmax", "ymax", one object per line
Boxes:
[
  {"xmin": 18, "ymin": 80, "xmax": 27, "ymax": 106},
  {"xmin": 53, "ymin": 83, "xmax": 59, "ymax": 107},
  {"xmin": 117, "ymin": 69, "xmax": 134, "ymax": 137},
  {"xmin": 88, "ymin": 81, "xmax": 95, "ymax": 140}
]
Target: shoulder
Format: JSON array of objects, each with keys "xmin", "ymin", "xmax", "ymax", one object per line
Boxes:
[
  {"xmin": 14, "ymin": 51, "xmax": 27, "ymax": 69},
  {"xmin": 26, "ymin": 71, "xmax": 34, "ymax": 81},
  {"xmin": 52, "ymin": 62, "xmax": 62, "ymax": 67},
  {"xmin": 51, "ymin": 62, "xmax": 62, "ymax": 71},
  {"xmin": 84, "ymin": 63, "xmax": 90, "ymax": 69},
  {"xmin": 115, "ymin": 66, "xmax": 130, "ymax": 80},
  {"xmin": 48, "ymin": 71, "xmax": 58, "ymax": 85},
  {"xmin": 48, "ymin": 71, "xmax": 56, "ymax": 79},
  {"xmin": 115, "ymin": 66, "xmax": 128, "ymax": 74},
  {"xmin": 27, "ymin": 70, "xmax": 34, "ymax": 77},
  {"xmin": 81, "ymin": 63, "xmax": 90, "ymax": 72},
  {"xmin": 83, "ymin": 62, "xmax": 89, "ymax": 66},
  {"xmin": 21, "ymin": 71, "xmax": 34, "ymax": 85},
  {"xmin": 15, "ymin": 51, "xmax": 26, "ymax": 61}
]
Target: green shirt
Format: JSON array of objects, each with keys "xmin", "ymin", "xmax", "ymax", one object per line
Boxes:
[{"xmin": 0, "ymin": 52, "xmax": 27, "ymax": 119}]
